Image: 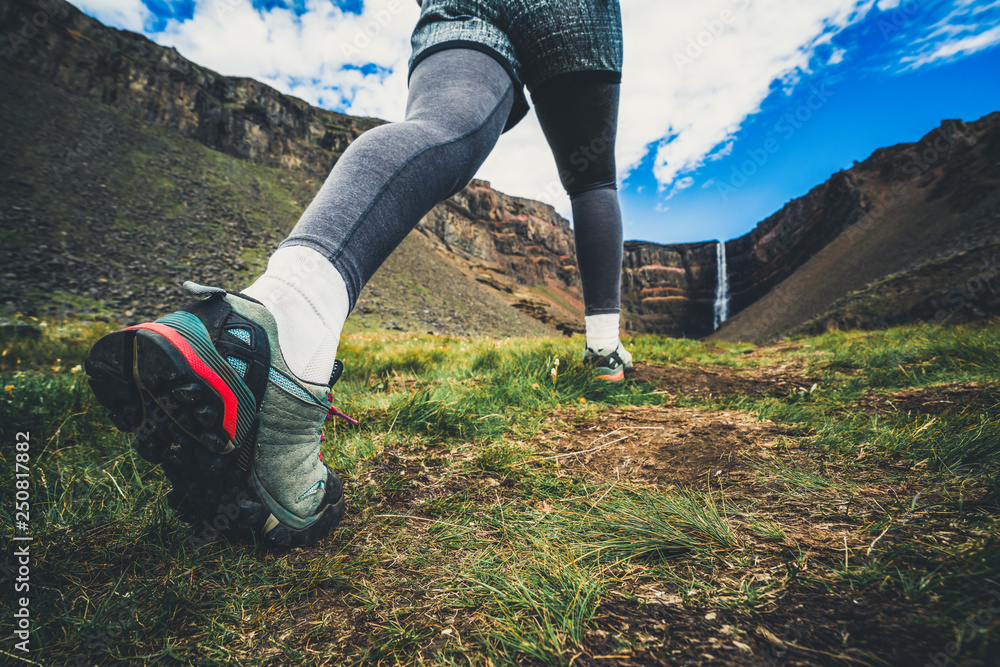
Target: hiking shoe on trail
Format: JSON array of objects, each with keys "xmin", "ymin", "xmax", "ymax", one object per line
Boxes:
[
  {"xmin": 85, "ymin": 281, "xmax": 347, "ymax": 548},
  {"xmin": 583, "ymin": 343, "xmax": 634, "ymax": 382}
]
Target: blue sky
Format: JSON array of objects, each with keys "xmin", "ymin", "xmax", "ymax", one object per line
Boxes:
[
  {"xmin": 619, "ymin": 3, "xmax": 1000, "ymax": 243},
  {"xmin": 77, "ymin": 0, "xmax": 1000, "ymax": 245}
]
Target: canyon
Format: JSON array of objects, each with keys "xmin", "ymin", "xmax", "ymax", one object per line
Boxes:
[{"xmin": 2, "ymin": 0, "xmax": 997, "ymax": 340}]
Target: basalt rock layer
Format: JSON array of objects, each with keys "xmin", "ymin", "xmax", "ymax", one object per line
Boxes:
[{"xmin": 620, "ymin": 241, "xmax": 719, "ymax": 339}]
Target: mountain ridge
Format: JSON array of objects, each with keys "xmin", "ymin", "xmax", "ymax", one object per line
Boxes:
[
  {"xmin": 0, "ymin": 0, "xmax": 585, "ymax": 335},
  {"xmin": 711, "ymin": 113, "xmax": 1000, "ymax": 342},
  {"xmin": 2, "ymin": 0, "xmax": 997, "ymax": 340}
]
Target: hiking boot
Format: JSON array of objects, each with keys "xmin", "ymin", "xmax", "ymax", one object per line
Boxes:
[
  {"xmin": 85, "ymin": 282, "xmax": 346, "ymax": 548},
  {"xmin": 583, "ymin": 343, "xmax": 634, "ymax": 382}
]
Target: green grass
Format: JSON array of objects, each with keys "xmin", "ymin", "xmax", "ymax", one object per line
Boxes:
[
  {"xmin": 578, "ymin": 488, "xmax": 740, "ymax": 561},
  {"xmin": 1, "ymin": 320, "xmax": 998, "ymax": 664},
  {"xmin": 460, "ymin": 543, "xmax": 604, "ymax": 666}
]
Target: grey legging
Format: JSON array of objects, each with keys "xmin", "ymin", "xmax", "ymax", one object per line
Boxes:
[{"xmin": 281, "ymin": 48, "xmax": 623, "ymax": 317}]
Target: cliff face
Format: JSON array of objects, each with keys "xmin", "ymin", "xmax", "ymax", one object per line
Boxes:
[
  {"xmin": 3, "ymin": 0, "xmax": 996, "ymax": 339},
  {"xmin": 724, "ymin": 170, "xmax": 867, "ymax": 315},
  {"xmin": 713, "ymin": 115, "xmax": 1000, "ymax": 342},
  {"xmin": 0, "ymin": 0, "xmax": 377, "ymax": 182},
  {"xmin": 624, "ymin": 114, "xmax": 1000, "ymax": 340},
  {"xmin": 620, "ymin": 171, "xmax": 870, "ymax": 339},
  {"xmin": 621, "ymin": 241, "xmax": 718, "ymax": 338},
  {"xmin": 0, "ymin": 0, "xmax": 582, "ymax": 331},
  {"xmin": 423, "ymin": 183, "xmax": 577, "ymax": 287},
  {"xmin": 419, "ymin": 183, "xmax": 583, "ymax": 333}
]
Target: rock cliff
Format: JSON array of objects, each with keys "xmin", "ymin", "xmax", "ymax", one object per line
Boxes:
[
  {"xmin": 621, "ymin": 170, "xmax": 870, "ymax": 339},
  {"xmin": 0, "ymin": 0, "xmax": 582, "ymax": 332},
  {"xmin": 724, "ymin": 170, "xmax": 867, "ymax": 316},
  {"xmin": 0, "ymin": 0, "xmax": 377, "ymax": 182},
  {"xmin": 3, "ymin": 0, "xmax": 996, "ymax": 339},
  {"xmin": 620, "ymin": 241, "xmax": 718, "ymax": 339},
  {"xmin": 713, "ymin": 114, "xmax": 1000, "ymax": 342},
  {"xmin": 626, "ymin": 114, "xmax": 1000, "ymax": 341}
]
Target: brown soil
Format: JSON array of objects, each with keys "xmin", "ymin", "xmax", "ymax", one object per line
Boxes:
[
  {"xmin": 856, "ymin": 381, "xmax": 999, "ymax": 417},
  {"xmin": 579, "ymin": 587, "xmax": 930, "ymax": 666},
  {"xmin": 631, "ymin": 361, "xmax": 819, "ymax": 402},
  {"xmin": 538, "ymin": 405, "xmax": 798, "ymax": 488}
]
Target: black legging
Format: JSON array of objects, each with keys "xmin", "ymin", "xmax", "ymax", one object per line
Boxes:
[
  {"xmin": 535, "ymin": 78, "xmax": 622, "ymax": 315},
  {"xmin": 281, "ymin": 48, "xmax": 623, "ymax": 317}
]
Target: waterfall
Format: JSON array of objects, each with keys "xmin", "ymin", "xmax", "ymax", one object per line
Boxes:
[{"xmin": 713, "ymin": 240, "xmax": 729, "ymax": 331}]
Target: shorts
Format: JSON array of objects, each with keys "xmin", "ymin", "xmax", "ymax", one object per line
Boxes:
[{"xmin": 409, "ymin": 0, "xmax": 623, "ymax": 132}]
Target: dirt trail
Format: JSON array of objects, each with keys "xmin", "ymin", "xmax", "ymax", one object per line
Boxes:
[
  {"xmin": 539, "ymin": 405, "xmax": 794, "ymax": 488},
  {"xmin": 237, "ymin": 360, "xmax": 990, "ymax": 665},
  {"xmin": 631, "ymin": 360, "xmax": 818, "ymax": 402},
  {"xmin": 526, "ymin": 362, "xmax": 962, "ymax": 666}
]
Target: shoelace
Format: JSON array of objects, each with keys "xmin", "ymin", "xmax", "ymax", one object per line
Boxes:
[
  {"xmin": 319, "ymin": 391, "xmax": 359, "ymax": 447},
  {"xmin": 316, "ymin": 363, "xmax": 357, "ymax": 461}
]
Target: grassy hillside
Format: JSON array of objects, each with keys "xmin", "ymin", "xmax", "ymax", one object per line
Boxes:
[
  {"xmin": 1, "ymin": 319, "xmax": 997, "ymax": 665},
  {"xmin": 0, "ymin": 66, "xmax": 553, "ymax": 339},
  {"xmin": 793, "ymin": 241, "xmax": 1000, "ymax": 336}
]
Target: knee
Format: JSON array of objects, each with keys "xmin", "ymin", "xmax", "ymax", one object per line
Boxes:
[
  {"xmin": 558, "ymin": 140, "xmax": 618, "ymax": 197},
  {"xmin": 395, "ymin": 117, "xmax": 488, "ymax": 198},
  {"xmin": 565, "ymin": 177, "xmax": 618, "ymax": 198},
  {"xmin": 569, "ymin": 185, "xmax": 622, "ymax": 226}
]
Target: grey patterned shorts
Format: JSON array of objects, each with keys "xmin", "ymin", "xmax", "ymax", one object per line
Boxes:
[{"xmin": 410, "ymin": 0, "xmax": 623, "ymax": 131}]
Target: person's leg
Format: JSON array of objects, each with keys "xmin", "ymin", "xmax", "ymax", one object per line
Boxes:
[
  {"xmin": 232, "ymin": 48, "xmax": 515, "ymax": 535},
  {"xmin": 533, "ymin": 78, "xmax": 631, "ymax": 377},
  {"xmin": 235, "ymin": 50, "xmax": 514, "ymax": 523},
  {"xmin": 243, "ymin": 48, "xmax": 515, "ymax": 385},
  {"xmin": 86, "ymin": 47, "xmax": 517, "ymax": 547}
]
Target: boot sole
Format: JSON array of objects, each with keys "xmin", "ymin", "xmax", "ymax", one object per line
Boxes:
[{"xmin": 86, "ymin": 326, "xmax": 344, "ymax": 548}]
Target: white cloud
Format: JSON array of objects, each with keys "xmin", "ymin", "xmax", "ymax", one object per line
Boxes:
[
  {"xmin": 74, "ymin": 0, "xmax": 152, "ymax": 31},
  {"xmin": 479, "ymin": 114, "xmax": 565, "ymax": 208},
  {"xmin": 144, "ymin": 0, "xmax": 419, "ymax": 121},
  {"xmin": 662, "ymin": 175, "xmax": 695, "ymax": 200},
  {"xmin": 906, "ymin": 24, "xmax": 1000, "ymax": 65},
  {"xmin": 618, "ymin": 0, "xmax": 877, "ymax": 192},
  {"xmin": 897, "ymin": 1, "xmax": 1000, "ymax": 69},
  {"xmin": 708, "ymin": 140, "xmax": 734, "ymax": 161},
  {"xmin": 474, "ymin": 0, "xmax": 882, "ymax": 215}
]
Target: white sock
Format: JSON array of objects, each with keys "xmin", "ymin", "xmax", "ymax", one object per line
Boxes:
[
  {"xmin": 585, "ymin": 313, "xmax": 620, "ymax": 353},
  {"xmin": 241, "ymin": 245, "xmax": 351, "ymax": 385}
]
